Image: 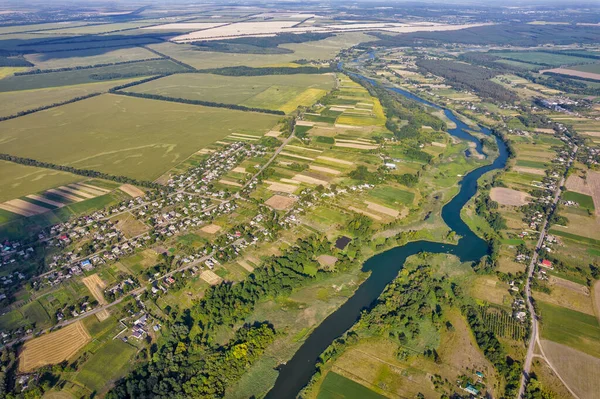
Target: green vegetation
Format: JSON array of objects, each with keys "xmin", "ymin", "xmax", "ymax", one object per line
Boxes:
[
  {"xmin": 191, "ymin": 33, "xmax": 335, "ymax": 54},
  {"xmin": 562, "ymin": 191, "xmax": 595, "ymax": 210},
  {"xmin": 490, "ymin": 51, "xmax": 594, "ymax": 67},
  {"xmin": 0, "ymin": 94, "xmax": 278, "ymax": 180},
  {"xmin": 76, "ymin": 340, "xmax": 138, "ymax": 393},
  {"xmin": 538, "ymin": 301, "xmax": 600, "ymax": 357},
  {"xmin": 317, "ymin": 372, "xmax": 386, "ymax": 399}
]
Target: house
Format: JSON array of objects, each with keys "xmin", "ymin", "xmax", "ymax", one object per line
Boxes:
[
  {"xmin": 538, "ymin": 259, "xmax": 553, "ymax": 270},
  {"xmin": 464, "ymin": 384, "xmax": 479, "ymax": 396}
]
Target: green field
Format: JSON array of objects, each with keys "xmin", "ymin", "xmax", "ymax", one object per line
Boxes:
[
  {"xmin": 0, "ymin": 94, "xmax": 279, "ymax": 180},
  {"xmin": 495, "ymin": 59, "xmax": 540, "ymax": 70},
  {"xmin": 516, "ymin": 159, "xmax": 547, "ymax": 169},
  {"xmin": 492, "ymin": 51, "xmax": 594, "ymax": 67},
  {"xmin": 569, "ymin": 63, "xmax": 600, "ymax": 74},
  {"xmin": 368, "ymin": 186, "xmax": 415, "ymax": 206},
  {"xmin": 24, "ymin": 47, "xmax": 160, "ymax": 70},
  {"xmin": 538, "ymin": 301, "xmax": 600, "ymax": 357},
  {"xmin": 0, "ymin": 59, "xmax": 186, "ymax": 92},
  {"xmin": 548, "ymin": 229, "xmax": 600, "ymax": 248},
  {"xmin": 0, "ymin": 160, "xmax": 82, "ymax": 202},
  {"xmin": 75, "ymin": 340, "xmax": 137, "ymax": 392},
  {"xmin": 317, "ymin": 372, "xmax": 386, "ymax": 399},
  {"xmin": 563, "ymin": 191, "xmax": 595, "ymax": 210},
  {"xmin": 0, "ymin": 78, "xmax": 139, "ymax": 118},
  {"xmin": 129, "ymin": 73, "xmax": 333, "ymax": 112}
]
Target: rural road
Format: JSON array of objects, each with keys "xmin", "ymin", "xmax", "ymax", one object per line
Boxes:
[{"xmin": 518, "ymin": 145, "xmax": 578, "ymax": 398}]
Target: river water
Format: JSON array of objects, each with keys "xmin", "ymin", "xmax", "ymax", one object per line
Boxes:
[{"xmin": 265, "ymin": 81, "xmax": 509, "ymax": 399}]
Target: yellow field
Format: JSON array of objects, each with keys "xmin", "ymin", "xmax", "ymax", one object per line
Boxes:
[
  {"xmin": 82, "ymin": 274, "xmax": 107, "ymax": 305},
  {"xmin": 20, "ymin": 322, "xmax": 91, "ymax": 372},
  {"xmin": 279, "ymin": 88, "xmax": 327, "ymax": 114},
  {"xmin": 0, "ymin": 67, "xmax": 28, "ymax": 79}
]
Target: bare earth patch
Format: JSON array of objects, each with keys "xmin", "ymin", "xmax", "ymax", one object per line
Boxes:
[
  {"xmin": 348, "ymin": 206, "xmax": 382, "ymax": 220},
  {"xmin": 513, "ymin": 166, "xmax": 546, "ymax": 176},
  {"xmin": 580, "ymin": 131, "xmax": 600, "ymax": 137},
  {"xmin": 265, "ymin": 195, "xmax": 297, "ymax": 210},
  {"xmin": 541, "ymin": 67, "xmax": 600, "ymax": 81},
  {"xmin": 57, "ymin": 185, "xmax": 95, "ymax": 199},
  {"xmin": 309, "ymin": 165, "xmax": 341, "ymax": 175},
  {"xmin": 46, "ymin": 188, "xmax": 84, "ymax": 202},
  {"xmin": 265, "ymin": 180, "xmax": 298, "ymax": 193},
  {"xmin": 232, "ymin": 167, "xmax": 247, "ymax": 174},
  {"xmin": 490, "ymin": 187, "xmax": 530, "ymax": 206},
  {"xmin": 583, "ymin": 171, "xmax": 600, "ymax": 216},
  {"xmin": 219, "ymin": 179, "xmax": 242, "ymax": 187},
  {"xmin": 0, "ymin": 199, "xmax": 50, "ymax": 217},
  {"xmin": 317, "ymin": 156, "xmax": 354, "ymax": 166},
  {"xmin": 265, "ymin": 130, "xmax": 282, "ymax": 137},
  {"xmin": 200, "ymin": 270, "xmax": 222, "ymax": 285},
  {"xmin": 316, "ymin": 254, "xmax": 338, "ymax": 269},
  {"xmin": 20, "ymin": 322, "xmax": 91, "ymax": 372},
  {"xmin": 365, "ymin": 201, "xmax": 400, "ymax": 218},
  {"xmin": 566, "ymin": 174, "xmax": 593, "ymax": 196},
  {"xmin": 82, "ymin": 274, "xmax": 107, "ymax": 305},
  {"xmin": 201, "ymin": 224, "xmax": 221, "ymax": 234},
  {"xmin": 119, "ymin": 184, "xmax": 145, "ymax": 198},
  {"xmin": 334, "ymin": 142, "xmax": 378, "ymax": 150},
  {"xmin": 26, "ymin": 194, "xmax": 65, "ymax": 208},
  {"xmin": 541, "ymin": 340, "xmax": 600, "ymax": 399},
  {"xmin": 292, "ymin": 174, "xmax": 329, "ymax": 186}
]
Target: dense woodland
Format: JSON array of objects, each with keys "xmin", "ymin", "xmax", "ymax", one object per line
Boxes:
[
  {"xmin": 191, "ymin": 33, "xmax": 334, "ymax": 54},
  {"xmin": 416, "ymin": 59, "xmax": 517, "ymax": 103}
]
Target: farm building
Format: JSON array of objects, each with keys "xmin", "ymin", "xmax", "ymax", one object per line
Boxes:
[{"xmin": 538, "ymin": 259, "xmax": 553, "ymax": 269}]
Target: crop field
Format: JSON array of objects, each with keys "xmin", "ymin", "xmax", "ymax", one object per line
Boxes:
[
  {"xmin": 20, "ymin": 321, "xmax": 91, "ymax": 372},
  {"xmin": 481, "ymin": 307, "xmax": 526, "ymax": 340},
  {"xmin": 490, "ymin": 187, "xmax": 530, "ymax": 206},
  {"xmin": 130, "ymin": 73, "xmax": 333, "ymax": 112},
  {"xmin": 0, "ymin": 161, "xmax": 83, "ymax": 203},
  {"xmin": 367, "ymin": 186, "xmax": 415, "ymax": 206},
  {"xmin": 75, "ymin": 339, "xmax": 137, "ymax": 393},
  {"xmin": 569, "ymin": 63, "xmax": 600, "ymax": 74},
  {"xmin": 538, "ymin": 301, "xmax": 600, "ymax": 357},
  {"xmin": 0, "ymin": 94, "xmax": 279, "ymax": 180},
  {"xmin": 317, "ymin": 372, "xmax": 386, "ymax": 399},
  {"xmin": 492, "ymin": 51, "xmax": 594, "ymax": 67},
  {"xmin": 563, "ymin": 190, "xmax": 595, "ymax": 210},
  {"xmin": 541, "ymin": 340, "xmax": 600, "ymax": 399},
  {"xmin": 0, "ymin": 78, "xmax": 139, "ymax": 118},
  {"xmin": 146, "ymin": 32, "xmax": 371, "ymax": 69},
  {"xmin": 24, "ymin": 47, "xmax": 160, "ymax": 70},
  {"xmin": 0, "ymin": 59, "xmax": 187, "ymax": 92}
]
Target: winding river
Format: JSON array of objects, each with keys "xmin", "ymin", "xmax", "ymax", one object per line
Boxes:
[{"xmin": 265, "ymin": 80, "xmax": 509, "ymax": 399}]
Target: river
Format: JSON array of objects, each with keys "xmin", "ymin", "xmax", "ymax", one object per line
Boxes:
[{"xmin": 265, "ymin": 79, "xmax": 509, "ymax": 399}]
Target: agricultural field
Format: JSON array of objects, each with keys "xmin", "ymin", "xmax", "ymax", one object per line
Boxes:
[
  {"xmin": 491, "ymin": 51, "xmax": 595, "ymax": 67},
  {"xmin": 24, "ymin": 46, "xmax": 161, "ymax": 70},
  {"xmin": 0, "ymin": 94, "xmax": 279, "ymax": 180},
  {"xmin": 0, "ymin": 59, "xmax": 187, "ymax": 92},
  {"xmin": 316, "ymin": 372, "xmax": 385, "ymax": 399},
  {"xmin": 537, "ymin": 301, "xmax": 600, "ymax": 358},
  {"xmin": 129, "ymin": 73, "xmax": 334, "ymax": 113},
  {"xmin": 20, "ymin": 321, "xmax": 91, "ymax": 372}
]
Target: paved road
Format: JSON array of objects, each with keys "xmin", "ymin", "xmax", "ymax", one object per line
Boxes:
[{"xmin": 518, "ymin": 145, "xmax": 578, "ymax": 398}]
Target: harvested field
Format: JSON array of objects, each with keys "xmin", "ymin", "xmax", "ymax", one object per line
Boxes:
[
  {"xmin": 566, "ymin": 174, "xmax": 593, "ymax": 196},
  {"xmin": 296, "ymin": 121, "xmax": 315, "ymax": 127},
  {"xmin": 25, "ymin": 194, "xmax": 65, "ymax": 208},
  {"xmin": 265, "ymin": 195, "xmax": 297, "ymax": 210},
  {"xmin": 238, "ymin": 260, "xmax": 254, "ymax": 273},
  {"xmin": 265, "ymin": 181, "xmax": 298, "ymax": 193},
  {"xmin": 232, "ymin": 167, "xmax": 247, "ymax": 174},
  {"xmin": 535, "ymin": 128, "xmax": 555, "ymax": 134},
  {"xmin": 541, "ymin": 340, "xmax": 600, "ymax": 399},
  {"xmin": 20, "ymin": 322, "xmax": 91, "ymax": 372},
  {"xmin": 46, "ymin": 189, "xmax": 84, "ymax": 202},
  {"xmin": 69, "ymin": 184, "xmax": 107, "ymax": 196},
  {"xmin": 219, "ymin": 179, "xmax": 243, "ymax": 187},
  {"xmin": 265, "ymin": 130, "xmax": 282, "ymax": 137},
  {"xmin": 57, "ymin": 185, "xmax": 95, "ymax": 199},
  {"xmin": 581, "ymin": 131, "xmax": 600, "ymax": 137},
  {"xmin": 490, "ymin": 187, "xmax": 530, "ymax": 206},
  {"xmin": 431, "ymin": 141, "xmax": 447, "ymax": 148},
  {"xmin": 143, "ymin": 22, "xmax": 224, "ymax": 30},
  {"xmin": 279, "ymin": 152, "xmax": 314, "ymax": 161},
  {"xmin": 292, "ymin": 174, "xmax": 328, "ymax": 186},
  {"xmin": 280, "ymin": 178, "xmax": 301, "ymax": 184},
  {"xmin": 587, "ymin": 171, "xmax": 600, "ymax": 217},
  {"xmin": 0, "ymin": 199, "xmax": 50, "ymax": 217},
  {"xmin": 95, "ymin": 309, "xmax": 111, "ymax": 322},
  {"xmin": 348, "ymin": 206, "xmax": 382, "ymax": 221},
  {"xmin": 365, "ymin": 201, "xmax": 400, "ymax": 218},
  {"xmin": 513, "ymin": 166, "xmax": 546, "ymax": 176},
  {"xmin": 317, "ymin": 156, "xmax": 354, "ymax": 165},
  {"xmin": 286, "ymin": 145, "xmax": 322, "ymax": 153},
  {"xmin": 309, "ymin": 165, "xmax": 341, "ymax": 175},
  {"xmin": 334, "ymin": 142, "xmax": 378, "ymax": 150},
  {"xmin": 316, "ymin": 254, "xmax": 338, "ymax": 268},
  {"xmin": 119, "ymin": 184, "xmax": 145, "ymax": 198},
  {"xmin": 78, "ymin": 183, "xmax": 109, "ymax": 194},
  {"xmin": 201, "ymin": 224, "xmax": 221, "ymax": 234},
  {"xmin": 534, "ymin": 277, "xmax": 593, "ymax": 315},
  {"xmin": 200, "ymin": 270, "xmax": 222, "ymax": 285},
  {"xmin": 542, "ymin": 67, "xmax": 600, "ymax": 81},
  {"xmin": 82, "ymin": 274, "xmax": 107, "ymax": 305}
]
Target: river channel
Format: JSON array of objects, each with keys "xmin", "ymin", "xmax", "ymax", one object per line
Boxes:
[{"xmin": 265, "ymin": 79, "xmax": 509, "ymax": 399}]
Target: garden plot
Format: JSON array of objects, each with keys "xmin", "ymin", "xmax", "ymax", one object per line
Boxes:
[
  {"xmin": 490, "ymin": 187, "xmax": 530, "ymax": 206},
  {"xmin": 265, "ymin": 195, "xmax": 297, "ymax": 210},
  {"xmin": 201, "ymin": 224, "xmax": 222, "ymax": 234},
  {"xmin": 201, "ymin": 270, "xmax": 223, "ymax": 285}
]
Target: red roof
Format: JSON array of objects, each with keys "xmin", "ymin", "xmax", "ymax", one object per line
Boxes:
[{"xmin": 540, "ymin": 259, "xmax": 552, "ymax": 268}]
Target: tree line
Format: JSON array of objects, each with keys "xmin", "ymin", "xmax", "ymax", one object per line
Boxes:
[
  {"xmin": 114, "ymin": 90, "xmax": 285, "ymax": 115},
  {"xmin": 0, "ymin": 93, "xmax": 102, "ymax": 122},
  {"xmin": 0, "ymin": 153, "xmax": 164, "ymax": 190},
  {"xmin": 142, "ymin": 45, "xmax": 197, "ymax": 71}
]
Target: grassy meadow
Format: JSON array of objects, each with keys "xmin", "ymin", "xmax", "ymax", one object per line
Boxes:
[
  {"xmin": 24, "ymin": 46, "xmax": 160, "ymax": 70},
  {"xmin": 0, "ymin": 94, "xmax": 279, "ymax": 180}
]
